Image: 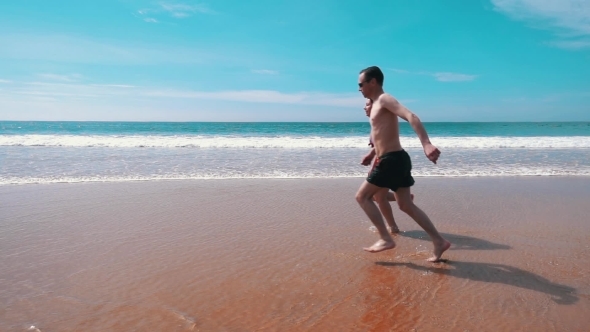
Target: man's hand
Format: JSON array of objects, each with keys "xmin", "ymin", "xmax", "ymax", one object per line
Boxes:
[
  {"xmin": 361, "ymin": 152, "xmax": 374, "ymax": 166},
  {"xmin": 424, "ymin": 143, "xmax": 441, "ymax": 164}
]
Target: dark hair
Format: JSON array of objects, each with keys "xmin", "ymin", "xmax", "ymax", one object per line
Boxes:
[{"xmin": 360, "ymin": 66, "xmax": 384, "ymax": 86}]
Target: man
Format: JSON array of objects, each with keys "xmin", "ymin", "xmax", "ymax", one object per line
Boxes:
[
  {"xmin": 355, "ymin": 66, "xmax": 451, "ymax": 262},
  {"xmin": 361, "ymin": 98, "xmax": 401, "ymax": 234}
]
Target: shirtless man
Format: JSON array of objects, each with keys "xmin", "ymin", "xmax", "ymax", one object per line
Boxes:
[
  {"xmin": 355, "ymin": 66, "xmax": 451, "ymax": 262},
  {"xmin": 361, "ymin": 98, "xmax": 401, "ymax": 233}
]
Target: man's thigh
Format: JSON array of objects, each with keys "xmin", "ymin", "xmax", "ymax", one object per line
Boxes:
[
  {"xmin": 357, "ymin": 180, "xmax": 384, "ymax": 199},
  {"xmin": 373, "ymin": 187, "xmax": 391, "ymax": 201}
]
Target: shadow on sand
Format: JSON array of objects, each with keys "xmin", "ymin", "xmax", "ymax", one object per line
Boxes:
[
  {"xmin": 399, "ymin": 230, "xmax": 511, "ymax": 251},
  {"xmin": 376, "ymin": 260, "xmax": 578, "ymax": 305}
]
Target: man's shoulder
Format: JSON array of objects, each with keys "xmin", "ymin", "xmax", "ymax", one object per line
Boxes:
[
  {"xmin": 375, "ymin": 93, "xmax": 399, "ymax": 105},
  {"xmin": 378, "ymin": 92, "xmax": 397, "ymax": 102},
  {"xmin": 376, "ymin": 93, "xmax": 400, "ymax": 112}
]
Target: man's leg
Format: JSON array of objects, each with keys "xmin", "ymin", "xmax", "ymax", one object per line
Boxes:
[
  {"xmin": 386, "ymin": 191, "xmax": 414, "ymax": 202},
  {"xmin": 374, "ymin": 190, "xmax": 400, "ymax": 233},
  {"xmin": 395, "ymin": 187, "xmax": 451, "ymax": 262},
  {"xmin": 355, "ymin": 181, "xmax": 396, "ymax": 253},
  {"xmin": 386, "ymin": 191, "xmax": 397, "ymax": 201}
]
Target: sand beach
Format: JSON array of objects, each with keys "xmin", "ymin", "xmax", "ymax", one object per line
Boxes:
[{"xmin": 1, "ymin": 177, "xmax": 589, "ymax": 331}]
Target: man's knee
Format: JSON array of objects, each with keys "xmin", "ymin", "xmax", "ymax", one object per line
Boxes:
[
  {"xmin": 356, "ymin": 188, "xmax": 375, "ymax": 204},
  {"xmin": 397, "ymin": 202, "xmax": 412, "ymax": 214},
  {"xmin": 397, "ymin": 199, "xmax": 414, "ymax": 213},
  {"xmin": 355, "ymin": 191, "xmax": 367, "ymax": 204}
]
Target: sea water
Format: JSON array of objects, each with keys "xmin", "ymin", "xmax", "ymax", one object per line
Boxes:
[{"xmin": 1, "ymin": 121, "xmax": 589, "ymax": 185}]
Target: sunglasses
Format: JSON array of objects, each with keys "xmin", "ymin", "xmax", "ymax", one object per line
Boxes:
[{"xmin": 358, "ymin": 80, "xmax": 370, "ymax": 88}]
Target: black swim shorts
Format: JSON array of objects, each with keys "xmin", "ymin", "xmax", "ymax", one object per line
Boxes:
[{"xmin": 367, "ymin": 150, "xmax": 415, "ymax": 191}]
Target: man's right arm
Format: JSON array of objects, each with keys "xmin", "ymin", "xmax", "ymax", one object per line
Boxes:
[{"xmin": 361, "ymin": 148, "xmax": 376, "ymax": 166}]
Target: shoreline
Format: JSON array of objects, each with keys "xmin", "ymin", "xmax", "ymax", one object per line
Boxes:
[{"xmin": 2, "ymin": 174, "xmax": 590, "ymax": 187}]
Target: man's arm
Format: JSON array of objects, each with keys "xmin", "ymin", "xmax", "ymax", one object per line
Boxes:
[
  {"xmin": 361, "ymin": 148, "xmax": 376, "ymax": 166},
  {"xmin": 380, "ymin": 94, "xmax": 441, "ymax": 164},
  {"xmin": 380, "ymin": 94, "xmax": 431, "ymax": 145}
]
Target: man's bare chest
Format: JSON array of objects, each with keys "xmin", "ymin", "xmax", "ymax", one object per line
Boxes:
[{"xmin": 370, "ymin": 107, "xmax": 397, "ymax": 128}]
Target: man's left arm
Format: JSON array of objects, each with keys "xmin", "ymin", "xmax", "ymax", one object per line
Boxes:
[{"xmin": 381, "ymin": 94, "xmax": 441, "ymax": 164}]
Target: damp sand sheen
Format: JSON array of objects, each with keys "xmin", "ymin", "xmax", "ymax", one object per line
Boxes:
[{"xmin": 1, "ymin": 177, "xmax": 589, "ymax": 331}]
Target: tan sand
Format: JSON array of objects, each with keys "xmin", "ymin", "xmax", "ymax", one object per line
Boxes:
[{"xmin": 0, "ymin": 177, "xmax": 589, "ymax": 331}]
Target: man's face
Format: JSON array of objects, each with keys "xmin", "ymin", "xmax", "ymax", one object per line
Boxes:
[
  {"xmin": 358, "ymin": 73, "xmax": 372, "ymax": 98},
  {"xmin": 363, "ymin": 99, "xmax": 372, "ymax": 117}
]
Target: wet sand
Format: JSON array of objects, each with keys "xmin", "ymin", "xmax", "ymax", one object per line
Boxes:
[{"xmin": 1, "ymin": 177, "xmax": 589, "ymax": 331}]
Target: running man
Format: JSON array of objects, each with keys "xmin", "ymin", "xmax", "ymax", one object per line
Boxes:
[
  {"xmin": 362, "ymin": 98, "xmax": 401, "ymax": 234},
  {"xmin": 355, "ymin": 66, "xmax": 451, "ymax": 262}
]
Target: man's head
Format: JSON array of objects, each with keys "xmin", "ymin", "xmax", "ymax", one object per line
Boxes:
[
  {"xmin": 364, "ymin": 98, "xmax": 373, "ymax": 117},
  {"xmin": 358, "ymin": 66, "xmax": 384, "ymax": 98}
]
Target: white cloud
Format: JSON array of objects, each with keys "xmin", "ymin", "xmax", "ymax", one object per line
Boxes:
[
  {"xmin": 0, "ymin": 34, "xmax": 213, "ymax": 65},
  {"xmin": 0, "ymin": 79, "xmax": 12, "ymax": 84},
  {"xmin": 0, "ymin": 81, "xmax": 363, "ymax": 108},
  {"xmin": 545, "ymin": 40, "xmax": 590, "ymax": 49},
  {"xmin": 90, "ymin": 84, "xmax": 136, "ymax": 88},
  {"xmin": 135, "ymin": 3, "xmax": 215, "ymax": 22},
  {"xmin": 433, "ymin": 72, "xmax": 478, "ymax": 82},
  {"xmin": 390, "ymin": 68, "xmax": 410, "ymax": 74},
  {"xmin": 141, "ymin": 89, "xmax": 360, "ymax": 107},
  {"xmin": 37, "ymin": 73, "xmax": 83, "ymax": 82},
  {"xmin": 251, "ymin": 69, "xmax": 279, "ymax": 75},
  {"xmin": 491, "ymin": 0, "xmax": 590, "ymax": 49},
  {"xmin": 160, "ymin": 3, "xmax": 215, "ymax": 16},
  {"xmin": 501, "ymin": 91, "xmax": 590, "ymax": 103},
  {"xmin": 171, "ymin": 12, "xmax": 190, "ymax": 18},
  {"xmin": 0, "ymin": 81, "xmax": 378, "ymax": 121},
  {"xmin": 389, "ymin": 68, "xmax": 478, "ymax": 82}
]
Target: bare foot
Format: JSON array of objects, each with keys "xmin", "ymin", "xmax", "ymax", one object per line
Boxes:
[
  {"xmin": 427, "ymin": 240, "xmax": 451, "ymax": 262},
  {"xmin": 363, "ymin": 239, "xmax": 396, "ymax": 253},
  {"xmin": 389, "ymin": 226, "xmax": 400, "ymax": 234}
]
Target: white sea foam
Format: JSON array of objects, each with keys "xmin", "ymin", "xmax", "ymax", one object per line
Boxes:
[
  {"xmin": 2, "ymin": 166, "xmax": 589, "ymax": 185},
  {"xmin": 1, "ymin": 135, "xmax": 590, "ymax": 149}
]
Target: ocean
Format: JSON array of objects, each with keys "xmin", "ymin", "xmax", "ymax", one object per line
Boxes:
[{"xmin": 1, "ymin": 121, "xmax": 589, "ymax": 185}]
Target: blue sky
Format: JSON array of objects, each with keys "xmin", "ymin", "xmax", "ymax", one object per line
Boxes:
[{"xmin": 0, "ymin": 0, "xmax": 589, "ymax": 122}]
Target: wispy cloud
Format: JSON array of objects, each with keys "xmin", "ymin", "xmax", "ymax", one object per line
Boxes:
[
  {"xmin": 137, "ymin": 2, "xmax": 215, "ymax": 21},
  {"xmin": 501, "ymin": 91, "xmax": 590, "ymax": 103},
  {"xmin": 389, "ymin": 68, "xmax": 478, "ymax": 82},
  {"xmin": 545, "ymin": 40, "xmax": 590, "ymax": 50},
  {"xmin": 0, "ymin": 79, "xmax": 12, "ymax": 84},
  {"xmin": 145, "ymin": 89, "xmax": 360, "ymax": 107},
  {"xmin": 160, "ymin": 3, "xmax": 215, "ymax": 16},
  {"xmin": 390, "ymin": 68, "xmax": 410, "ymax": 74},
  {"xmin": 0, "ymin": 80, "xmax": 362, "ymax": 107},
  {"xmin": 89, "ymin": 84, "xmax": 136, "ymax": 88},
  {"xmin": 0, "ymin": 34, "xmax": 213, "ymax": 65},
  {"xmin": 7, "ymin": 81, "xmax": 424, "ymax": 108},
  {"xmin": 433, "ymin": 72, "xmax": 478, "ymax": 82},
  {"xmin": 37, "ymin": 73, "xmax": 83, "ymax": 82},
  {"xmin": 491, "ymin": 0, "xmax": 590, "ymax": 50},
  {"xmin": 251, "ymin": 69, "xmax": 279, "ymax": 75}
]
